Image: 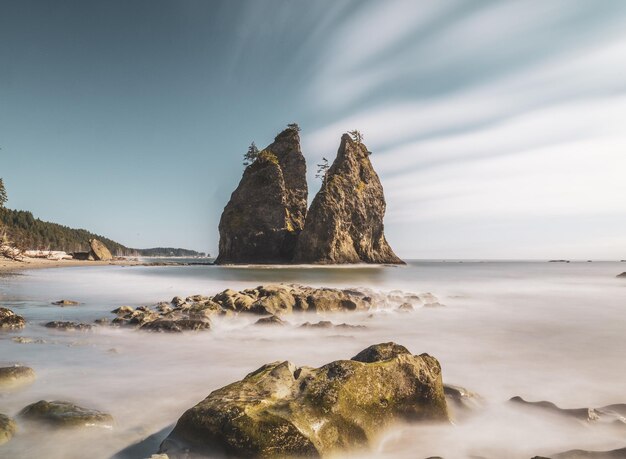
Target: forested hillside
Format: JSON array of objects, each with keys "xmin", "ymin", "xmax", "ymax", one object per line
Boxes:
[{"xmin": 0, "ymin": 208, "xmax": 206, "ymax": 257}]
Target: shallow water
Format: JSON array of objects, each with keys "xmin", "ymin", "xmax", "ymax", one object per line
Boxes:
[{"xmin": 1, "ymin": 261, "xmax": 625, "ymax": 458}]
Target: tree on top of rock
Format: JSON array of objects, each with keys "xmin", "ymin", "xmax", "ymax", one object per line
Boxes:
[
  {"xmin": 349, "ymin": 129, "xmax": 364, "ymax": 143},
  {"xmin": 243, "ymin": 142, "xmax": 259, "ymax": 167},
  {"xmin": 315, "ymin": 157, "xmax": 330, "ymax": 183},
  {"xmin": 287, "ymin": 123, "xmax": 301, "ymax": 133}
]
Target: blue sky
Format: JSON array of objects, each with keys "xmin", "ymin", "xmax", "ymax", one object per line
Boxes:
[{"xmin": 1, "ymin": 0, "xmax": 625, "ymax": 258}]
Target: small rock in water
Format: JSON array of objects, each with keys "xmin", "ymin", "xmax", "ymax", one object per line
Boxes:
[
  {"xmin": 0, "ymin": 365, "xmax": 36, "ymax": 390},
  {"xmin": 0, "ymin": 307, "xmax": 26, "ymax": 330},
  {"xmin": 45, "ymin": 321, "xmax": 93, "ymax": 331},
  {"xmin": 19, "ymin": 400, "xmax": 113, "ymax": 429},
  {"xmin": 424, "ymin": 302, "xmax": 446, "ymax": 308},
  {"xmin": 12, "ymin": 336, "xmax": 46, "ymax": 344},
  {"xmin": 0, "ymin": 413, "xmax": 16, "ymax": 445},
  {"xmin": 552, "ymin": 447, "xmax": 626, "ymax": 458},
  {"xmin": 617, "ymin": 272, "xmax": 626, "ymax": 278},
  {"xmin": 140, "ymin": 318, "xmax": 211, "ymax": 333},
  {"xmin": 254, "ymin": 315, "xmax": 286, "ymax": 326},
  {"xmin": 51, "ymin": 299, "xmax": 80, "ymax": 306},
  {"xmin": 510, "ymin": 396, "xmax": 600, "ymax": 422},
  {"xmin": 111, "ymin": 306, "xmax": 134, "ymax": 315},
  {"xmin": 397, "ymin": 302, "xmax": 414, "ymax": 312}
]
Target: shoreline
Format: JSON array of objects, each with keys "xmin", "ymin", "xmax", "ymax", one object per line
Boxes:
[{"xmin": 0, "ymin": 257, "xmax": 144, "ymax": 274}]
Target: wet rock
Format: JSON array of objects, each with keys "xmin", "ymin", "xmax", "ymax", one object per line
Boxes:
[
  {"xmin": 293, "ymin": 134, "xmax": 403, "ymax": 264},
  {"xmin": 0, "ymin": 413, "xmax": 16, "ymax": 445},
  {"xmin": 424, "ymin": 302, "xmax": 446, "ymax": 308},
  {"xmin": 0, "ymin": 307, "xmax": 26, "ymax": 330},
  {"xmin": 216, "ymin": 127, "xmax": 308, "ymax": 264},
  {"xmin": 51, "ymin": 299, "xmax": 80, "ymax": 306},
  {"xmin": 94, "ymin": 318, "xmax": 110, "ymax": 325},
  {"xmin": 510, "ymin": 396, "xmax": 602, "ymax": 422},
  {"xmin": 300, "ymin": 321, "xmax": 365, "ymax": 330},
  {"xmin": 140, "ymin": 319, "xmax": 211, "ymax": 333},
  {"xmin": 0, "ymin": 365, "xmax": 36, "ymax": 390},
  {"xmin": 12, "ymin": 336, "xmax": 46, "ymax": 344},
  {"xmin": 552, "ymin": 447, "xmax": 626, "ymax": 458},
  {"xmin": 89, "ymin": 238, "xmax": 113, "ymax": 261},
  {"xmin": 19, "ymin": 400, "xmax": 113, "ymax": 429},
  {"xmin": 159, "ymin": 343, "xmax": 448, "ymax": 458},
  {"xmin": 255, "ymin": 315, "xmax": 286, "ymax": 326},
  {"xmin": 112, "ymin": 306, "xmax": 134, "ymax": 315},
  {"xmin": 45, "ymin": 321, "xmax": 93, "ymax": 331},
  {"xmin": 617, "ymin": 272, "xmax": 626, "ymax": 278},
  {"xmin": 398, "ymin": 303, "xmax": 414, "ymax": 312},
  {"xmin": 352, "ymin": 342, "xmax": 411, "ymax": 363},
  {"xmin": 443, "ymin": 385, "xmax": 482, "ymax": 418}
]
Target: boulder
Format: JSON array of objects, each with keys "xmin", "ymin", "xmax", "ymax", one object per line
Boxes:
[
  {"xmin": 0, "ymin": 307, "xmax": 26, "ymax": 330},
  {"xmin": 19, "ymin": 400, "xmax": 113, "ymax": 429},
  {"xmin": 293, "ymin": 134, "xmax": 403, "ymax": 264},
  {"xmin": 216, "ymin": 127, "xmax": 308, "ymax": 264},
  {"xmin": 0, "ymin": 365, "xmax": 36, "ymax": 390},
  {"xmin": 159, "ymin": 343, "xmax": 448, "ymax": 458},
  {"xmin": 89, "ymin": 238, "xmax": 113, "ymax": 261},
  {"xmin": 0, "ymin": 413, "xmax": 16, "ymax": 445}
]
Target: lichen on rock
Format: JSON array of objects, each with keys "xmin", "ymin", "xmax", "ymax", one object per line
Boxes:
[{"xmin": 159, "ymin": 343, "xmax": 448, "ymax": 458}]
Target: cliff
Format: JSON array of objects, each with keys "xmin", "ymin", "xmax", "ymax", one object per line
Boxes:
[
  {"xmin": 215, "ymin": 128, "xmax": 307, "ymax": 264},
  {"xmin": 293, "ymin": 134, "xmax": 403, "ymax": 264}
]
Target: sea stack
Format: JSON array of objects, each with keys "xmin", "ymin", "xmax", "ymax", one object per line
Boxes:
[
  {"xmin": 215, "ymin": 127, "xmax": 307, "ymax": 264},
  {"xmin": 293, "ymin": 134, "xmax": 403, "ymax": 264}
]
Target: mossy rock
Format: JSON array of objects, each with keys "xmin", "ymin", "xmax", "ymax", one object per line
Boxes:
[
  {"xmin": 19, "ymin": 400, "xmax": 113, "ymax": 429},
  {"xmin": 160, "ymin": 343, "xmax": 448, "ymax": 458}
]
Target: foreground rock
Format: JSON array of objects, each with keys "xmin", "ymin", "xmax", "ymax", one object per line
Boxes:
[
  {"xmin": 19, "ymin": 400, "xmax": 113, "ymax": 429},
  {"xmin": 293, "ymin": 134, "xmax": 403, "ymax": 264},
  {"xmin": 0, "ymin": 413, "xmax": 16, "ymax": 445},
  {"xmin": 0, "ymin": 365, "xmax": 36, "ymax": 390},
  {"xmin": 160, "ymin": 342, "xmax": 448, "ymax": 458},
  {"xmin": 89, "ymin": 238, "xmax": 113, "ymax": 261},
  {"xmin": 0, "ymin": 307, "xmax": 26, "ymax": 330},
  {"xmin": 216, "ymin": 126, "xmax": 308, "ymax": 264}
]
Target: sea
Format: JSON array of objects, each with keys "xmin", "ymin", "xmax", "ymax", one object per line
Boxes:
[{"xmin": 1, "ymin": 260, "xmax": 625, "ymax": 458}]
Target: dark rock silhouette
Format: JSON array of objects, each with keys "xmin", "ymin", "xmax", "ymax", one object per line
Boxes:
[
  {"xmin": 293, "ymin": 134, "xmax": 403, "ymax": 264},
  {"xmin": 215, "ymin": 128, "xmax": 307, "ymax": 264}
]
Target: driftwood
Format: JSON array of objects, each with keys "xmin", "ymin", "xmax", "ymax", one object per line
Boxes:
[{"xmin": 1, "ymin": 244, "xmax": 25, "ymax": 261}]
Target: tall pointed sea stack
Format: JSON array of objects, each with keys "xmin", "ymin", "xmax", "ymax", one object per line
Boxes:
[
  {"xmin": 293, "ymin": 134, "xmax": 403, "ymax": 264},
  {"xmin": 215, "ymin": 128, "xmax": 307, "ymax": 264}
]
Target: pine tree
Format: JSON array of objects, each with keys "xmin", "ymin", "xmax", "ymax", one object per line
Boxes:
[
  {"xmin": 349, "ymin": 129, "xmax": 364, "ymax": 143},
  {"xmin": 315, "ymin": 157, "xmax": 330, "ymax": 182},
  {"xmin": 243, "ymin": 142, "xmax": 260, "ymax": 167},
  {"xmin": 0, "ymin": 178, "xmax": 7, "ymax": 208}
]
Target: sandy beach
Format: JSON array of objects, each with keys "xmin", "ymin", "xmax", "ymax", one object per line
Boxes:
[{"xmin": 0, "ymin": 257, "xmax": 144, "ymax": 273}]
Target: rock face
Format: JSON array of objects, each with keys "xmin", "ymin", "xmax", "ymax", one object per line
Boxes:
[
  {"xmin": 160, "ymin": 343, "xmax": 448, "ymax": 458},
  {"xmin": 19, "ymin": 400, "xmax": 113, "ymax": 429},
  {"xmin": 294, "ymin": 134, "xmax": 403, "ymax": 264},
  {"xmin": 89, "ymin": 238, "xmax": 113, "ymax": 261},
  {"xmin": 0, "ymin": 307, "xmax": 25, "ymax": 330},
  {"xmin": 216, "ymin": 128, "xmax": 308, "ymax": 264},
  {"xmin": 0, "ymin": 413, "xmax": 16, "ymax": 445},
  {"xmin": 0, "ymin": 366, "xmax": 36, "ymax": 390}
]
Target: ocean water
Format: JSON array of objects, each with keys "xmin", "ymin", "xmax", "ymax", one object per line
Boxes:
[{"xmin": 0, "ymin": 261, "xmax": 625, "ymax": 459}]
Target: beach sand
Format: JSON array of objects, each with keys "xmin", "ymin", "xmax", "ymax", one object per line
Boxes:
[{"xmin": 0, "ymin": 257, "xmax": 143, "ymax": 273}]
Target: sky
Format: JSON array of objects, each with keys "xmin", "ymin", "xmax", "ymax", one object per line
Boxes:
[{"xmin": 1, "ymin": 0, "xmax": 625, "ymax": 259}]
